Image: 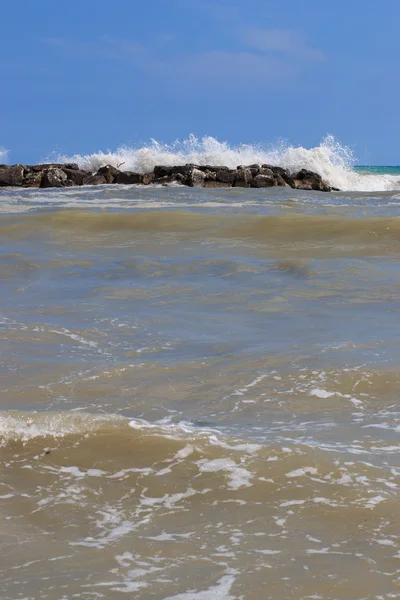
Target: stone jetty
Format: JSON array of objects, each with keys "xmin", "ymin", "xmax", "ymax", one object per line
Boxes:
[{"xmin": 0, "ymin": 163, "xmax": 335, "ymax": 191}]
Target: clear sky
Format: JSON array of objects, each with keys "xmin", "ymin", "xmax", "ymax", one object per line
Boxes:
[{"xmin": 1, "ymin": 0, "xmax": 398, "ymax": 164}]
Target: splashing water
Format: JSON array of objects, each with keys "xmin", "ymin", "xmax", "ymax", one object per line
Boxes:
[{"xmin": 58, "ymin": 134, "xmax": 400, "ymax": 192}]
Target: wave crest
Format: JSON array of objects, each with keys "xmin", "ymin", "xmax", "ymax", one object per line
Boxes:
[{"xmin": 58, "ymin": 134, "xmax": 400, "ymax": 192}]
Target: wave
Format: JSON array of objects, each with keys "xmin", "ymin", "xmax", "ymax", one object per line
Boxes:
[
  {"xmin": 3, "ymin": 211, "xmax": 400, "ymax": 252},
  {"xmin": 57, "ymin": 134, "xmax": 400, "ymax": 192}
]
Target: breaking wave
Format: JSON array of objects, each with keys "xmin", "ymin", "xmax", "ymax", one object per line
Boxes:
[{"xmin": 58, "ymin": 134, "xmax": 400, "ymax": 192}]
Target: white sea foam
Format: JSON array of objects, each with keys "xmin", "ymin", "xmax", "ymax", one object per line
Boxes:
[
  {"xmin": 58, "ymin": 134, "xmax": 400, "ymax": 192},
  {"xmin": 0, "ymin": 411, "xmax": 126, "ymax": 443}
]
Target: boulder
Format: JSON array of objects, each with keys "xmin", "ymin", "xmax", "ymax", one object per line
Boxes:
[
  {"xmin": 82, "ymin": 174, "xmax": 107, "ymax": 186},
  {"xmin": 203, "ymin": 181, "xmax": 232, "ymax": 188},
  {"xmin": 142, "ymin": 173, "xmax": 154, "ymax": 185},
  {"xmin": 250, "ymin": 174, "xmax": 276, "ymax": 188},
  {"xmin": 31, "ymin": 163, "xmax": 79, "ymax": 172},
  {"xmin": 258, "ymin": 167, "xmax": 275, "ymax": 178},
  {"xmin": 203, "ymin": 170, "xmax": 217, "ymax": 182},
  {"xmin": 22, "ymin": 171, "xmax": 43, "ymax": 188},
  {"xmin": 186, "ymin": 168, "xmax": 206, "ymax": 187},
  {"xmin": 234, "ymin": 167, "xmax": 253, "ymax": 188},
  {"xmin": 261, "ymin": 164, "xmax": 295, "ymax": 186},
  {"xmin": 153, "ymin": 165, "xmax": 193, "ymax": 179},
  {"xmin": 41, "ymin": 168, "xmax": 68, "ymax": 188},
  {"xmin": 62, "ymin": 168, "xmax": 89, "ymax": 185},
  {"xmin": 216, "ymin": 169, "xmax": 236, "ymax": 185},
  {"xmin": 275, "ymin": 174, "xmax": 289, "ymax": 187},
  {"xmin": 0, "ymin": 164, "xmax": 25, "ymax": 186},
  {"xmin": 293, "ymin": 169, "xmax": 331, "ymax": 192},
  {"xmin": 197, "ymin": 165, "xmax": 229, "ymax": 173},
  {"xmin": 96, "ymin": 165, "xmax": 121, "ymax": 184},
  {"xmin": 115, "ymin": 171, "xmax": 142, "ymax": 185}
]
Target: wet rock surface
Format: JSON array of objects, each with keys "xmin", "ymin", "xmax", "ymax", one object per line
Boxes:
[{"xmin": 0, "ymin": 163, "xmax": 334, "ymax": 191}]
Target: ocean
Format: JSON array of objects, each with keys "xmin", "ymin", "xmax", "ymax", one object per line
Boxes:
[{"xmin": 0, "ymin": 138, "xmax": 399, "ymax": 600}]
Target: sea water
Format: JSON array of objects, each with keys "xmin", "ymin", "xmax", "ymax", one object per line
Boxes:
[{"xmin": 0, "ymin": 138, "xmax": 399, "ymax": 600}]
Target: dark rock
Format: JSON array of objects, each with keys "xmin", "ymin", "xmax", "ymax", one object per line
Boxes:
[
  {"xmin": 41, "ymin": 168, "xmax": 68, "ymax": 188},
  {"xmin": 204, "ymin": 170, "xmax": 217, "ymax": 182},
  {"xmin": 82, "ymin": 174, "xmax": 107, "ymax": 186},
  {"xmin": 153, "ymin": 165, "xmax": 192, "ymax": 179},
  {"xmin": 261, "ymin": 164, "xmax": 294, "ymax": 186},
  {"xmin": 171, "ymin": 173, "xmax": 186, "ymax": 185},
  {"xmin": 293, "ymin": 180, "xmax": 313, "ymax": 190},
  {"xmin": 142, "ymin": 173, "xmax": 154, "ymax": 185},
  {"xmin": 186, "ymin": 168, "xmax": 206, "ymax": 187},
  {"xmin": 258, "ymin": 167, "xmax": 275, "ymax": 178},
  {"xmin": 216, "ymin": 169, "xmax": 236, "ymax": 185},
  {"xmin": 31, "ymin": 163, "xmax": 77, "ymax": 172},
  {"xmin": 96, "ymin": 165, "xmax": 121, "ymax": 184},
  {"xmin": 0, "ymin": 164, "xmax": 24, "ymax": 186},
  {"xmin": 62, "ymin": 168, "xmax": 89, "ymax": 186},
  {"xmin": 22, "ymin": 171, "xmax": 43, "ymax": 188},
  {"xmin": 234, "ymin": 168, "xmax": 253, "ymax": 188},
  {"xmin": 250, "ymin": 174, "xmax": 276, "ymax": 188},
  {"xmin": 203, "ymin": 181, "xmax": 232, "ymax": 188},
  {"xmin": 275, "ymin": 174, "xmax": 289, "ymax": 187},
  {"xmin": 197, "ymin": 165, "xmax": 229, "ymax": 173},
  {"xmin": 249, "ymin": 166, "xmax": 261, "ymax": 176},
  {"xmin": 293, "ymin": 169, "xmax": 331, "ymax": 192},
  {"xmin": 115, "ymin": 171, "xmax": 142, "ymax": 185}
]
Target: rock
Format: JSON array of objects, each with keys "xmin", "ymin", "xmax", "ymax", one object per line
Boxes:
[
  {"xmin": 82, "ymin": 174, "xmax": 107, "ymax": 186},
  {"xmin": 115, "ymin": 171, "xmax": 142, "ymax": 185},
  {"xmin": 197, "ymin": 165, "xmax": 229, "ymax": 173},
  {"xmin": 31, "ymin": 163, "xmax": 77, "ymax": 172},
  {"xmin": 96, "ymin": 165, "xmax": 121, "ymax": 184},
  {"xmin": 62, "ymin": 168, "xmax": 89, "ymax": 185},
  {"xmin": 216, "ymin": 169, "xmax": 236, "ymax": 185},
  {"xmin": 234, "ymin": 167, "xmax": 253, "ymax": 188},
  {"xmin": 204, "ymin": 170, "xmax": 217, "ymax": 182},
  {"xmin": 0, "ymin": 161, "xmax": 335, "ymax": 192},
  {"xmin": 41, "ymin": 168, "xmax": 68, "ymax": 188},
  {"xmin": 293, "ymin": 169, "xmax": 331, "ymax": 192},
  {"xmin": 250, "ymin": 174, "xmax": 276, "ymax": 188},
  {"xmin": 0, "ymin": 164, "xmax": 25, "ymax": 186},
  {"xmin": 22, "ymin": 171, "xmax": 43, "ymax": 188},
  {"xmin": 275, "ymin": 174, "xmax": 289, "ymax": 187},
  {"xmin": 261, "ymin": 164, "xmax": 295, "ymax": 186},
  {"xmin": 258, "ymin": 167, "xmax": 275, "ymax": 178},
  {"xmin": 153, "ymin": 165, "xmax": 192, "ymax": 179},
  {"xmin": 203, "ymin": 181, "xmax": 232, "ymax": 188},
  {"xmin": 293, "ymin": 181, "xmax": 313, "ymax": 190},
  {"xmin": 186, "ymin": 168, "xmax": 206, "ymax": 187},
  {"xmin": 142, "ymin": 173, "xmax": 154, "ymax": 185}
]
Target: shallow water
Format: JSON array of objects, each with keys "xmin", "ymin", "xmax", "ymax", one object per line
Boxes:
[{"xmin": 0, "ymin": 184, "xmax": 399, "ymax": 600}]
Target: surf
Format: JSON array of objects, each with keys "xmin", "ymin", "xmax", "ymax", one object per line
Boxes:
[{"xmin": 54, "ymin": 134, "xmax": 400, "ymax": 192}]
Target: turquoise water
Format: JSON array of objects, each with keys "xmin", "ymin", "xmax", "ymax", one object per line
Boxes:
[{"xmin": 356, "ymin": 165, "xmax": 400, "ymax": 174}]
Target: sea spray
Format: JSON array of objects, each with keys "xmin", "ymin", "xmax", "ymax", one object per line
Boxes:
[{"xmin": 57, "ymin": 134, "xmax": 400, "ymax": 192}]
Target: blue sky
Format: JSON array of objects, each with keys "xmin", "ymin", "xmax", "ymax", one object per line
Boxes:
[{"xmin": 1, "ymin": 0, "xmax": 399, "ymax": 164}]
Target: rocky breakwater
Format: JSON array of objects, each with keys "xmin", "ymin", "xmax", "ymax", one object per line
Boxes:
[{"xmin": 0, "ymin": 163, "xmax": 335, "ymax": 191}]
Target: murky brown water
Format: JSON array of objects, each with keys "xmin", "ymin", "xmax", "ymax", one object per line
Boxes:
[{"xmin": 0, "ymin": 185, "xmax": 399, "ymax": 599}]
